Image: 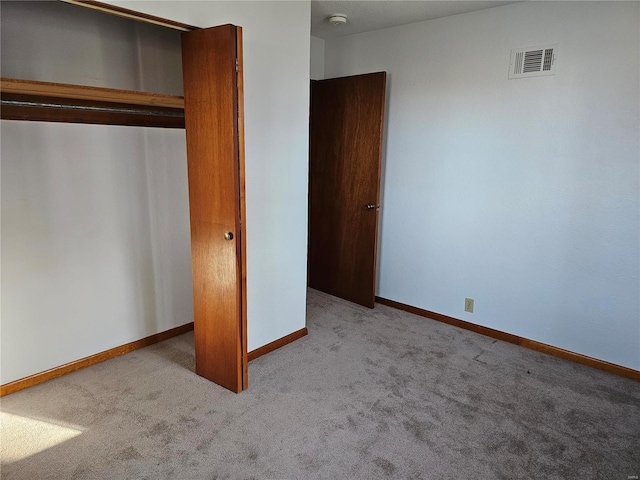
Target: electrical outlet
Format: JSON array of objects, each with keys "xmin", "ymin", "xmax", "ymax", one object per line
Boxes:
[{"xmin": 465, "ymin": 298, "xmax": 474, "ymax": 313}]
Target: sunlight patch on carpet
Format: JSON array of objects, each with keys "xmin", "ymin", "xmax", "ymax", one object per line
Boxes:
[{"xmin": 1, "ymin": 412, "xmax": 84, "ymax": 464}]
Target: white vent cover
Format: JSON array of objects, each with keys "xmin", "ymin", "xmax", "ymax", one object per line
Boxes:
[{"xmin": 509, "ymin": 44, "xmax": 557, "ymax": 79}]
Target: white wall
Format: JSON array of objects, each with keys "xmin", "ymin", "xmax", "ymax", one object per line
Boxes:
[
  {"xmin": 310, "ymin": 35, "xmax": 325, "ymax": 80},
  {"xmin": 1, "ymin": 2, "xmax": 192, "ymax": 384},
  {"xmin": 99, "ymin": 1, "xmax": 312, "ymax": 351},
  {"xmin": 325, "ymin": 2, "xmax": 640, "ymax": 370},
  {"xmin": 1, "ymin": 123, "xmax": 192, "ymax": 383}
]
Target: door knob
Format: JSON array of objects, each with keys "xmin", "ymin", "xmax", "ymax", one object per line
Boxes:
[
  {"xmin": 365, "ymin": 204, "xmax": 376, "ymax": 210},
  {"xmin": 224, "ymin": 232, "xmax": 234, "ymax": 241}
]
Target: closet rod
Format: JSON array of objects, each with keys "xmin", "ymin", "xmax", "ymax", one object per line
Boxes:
[
  {"xmin": 1, "ymin": 78, "xmax": 185, "ymax": 128},
  {"xmin": 1, "ymin": 99, "xmax": 184, "ymax": 118}
]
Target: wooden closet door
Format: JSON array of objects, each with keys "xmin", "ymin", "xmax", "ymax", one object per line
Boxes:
[{"xmin": 181, "ymin": 25, "xmax": 247, "ymax": 393}]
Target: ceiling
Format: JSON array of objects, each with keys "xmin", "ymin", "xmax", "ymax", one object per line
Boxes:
[{"xmin": 311, "ymin": 1, "xmax": 521, "ymax": 39}]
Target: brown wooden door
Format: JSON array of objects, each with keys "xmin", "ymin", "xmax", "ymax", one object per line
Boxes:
[
  {"xmin": 308, "ymin": 72, "xmax": 386, "ymax": 308},
  {"xmin": 181, "ymin": 25, "xmax": 247, "ymax": 393}
]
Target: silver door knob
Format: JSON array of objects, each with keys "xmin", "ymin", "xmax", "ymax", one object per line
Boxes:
[
  {"xmin": 224, "ymin": 232, "xmax": 234, "ymax": 241},
  {"xmin": 365, "ymin": 204, "xmax": 376, "ymax": 210}
]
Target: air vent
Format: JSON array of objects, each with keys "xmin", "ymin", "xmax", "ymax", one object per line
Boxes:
[{"xmin": 509, "ymin": 44, "xmax": 557, "ymax": 79}]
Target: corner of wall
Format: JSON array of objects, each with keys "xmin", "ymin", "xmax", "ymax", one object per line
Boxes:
[{"xmin": 310, "ymin": 35, "xmax": 325, "ymax": 80}]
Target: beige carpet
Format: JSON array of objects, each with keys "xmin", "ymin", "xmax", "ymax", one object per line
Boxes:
[{"xmin": 2, "ymin": 289, "xmax": 639, "ymax": 479}]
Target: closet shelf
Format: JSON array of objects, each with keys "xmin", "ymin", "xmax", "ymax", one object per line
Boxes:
[
  {"xmin": 1, "ymin": 78, "xmax": 184, "ymax": 108},
  {"xmin": 1, "ymin": 78, "xmax": 185, "ymax": 128}
]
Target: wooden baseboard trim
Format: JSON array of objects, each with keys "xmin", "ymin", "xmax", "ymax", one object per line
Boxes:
[
  {"xmin": 376, "ymin": 297, "xmax": 521, "ymax": 345},
  {"xmin": 248, "ymin": 327, "xmax": 308, "ymax": 362},
  {"xmin": 0, "ymin": 322, "xmax": 194, "ymax": 397},
  {"xmin": 375, "ymin": 297, "xmax": 639, "ymax": 382}
]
